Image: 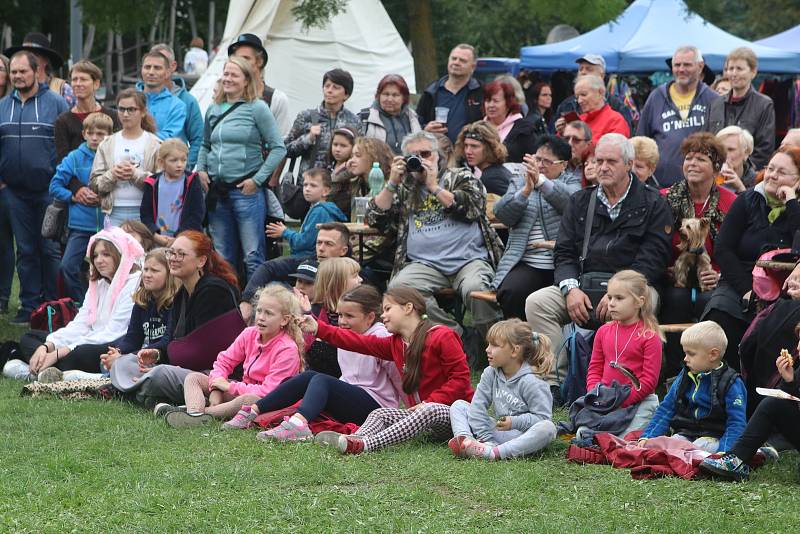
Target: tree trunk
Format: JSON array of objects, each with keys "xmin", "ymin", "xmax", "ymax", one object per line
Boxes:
[
  {"xmin": 83, "ymin": 24, "xmax": 95, "ymax": 59},
  {"xmin": 169, "ymin": 0, "xmax": 177, "ymax": 50},
  {"xmin": 115, "ymin": 33, "xmax": 124, "ymax": 92},
  {"xmin": 405, "ymin": 0, "xmax": 437, "ymax": 91},
  {"xmin": 105, "ymin": 30, "xmax": 114, "ymax": 97},
  {"xmin": 208, "ymin": 1, "xmax": 216, "ymax": 53},
  {"xmin": 188, "ymin": 1, "xmax": 198, "ymax": 39}
]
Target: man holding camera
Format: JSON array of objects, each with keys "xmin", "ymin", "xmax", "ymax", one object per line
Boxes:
[
  {"xmin": 366, "ymin": 131, "xmax": 503, "ymax": 338},
  {"xmin": 524, "ymin": 134, "xmax": 672, "ymax": 391}
]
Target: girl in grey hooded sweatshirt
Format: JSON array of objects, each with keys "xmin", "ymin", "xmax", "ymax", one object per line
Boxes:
[{"xmin": 449, "ymin": 318, "xmax": 556, "ymax": 460}]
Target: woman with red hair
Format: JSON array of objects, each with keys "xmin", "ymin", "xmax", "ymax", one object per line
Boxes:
[
  {"xmin": 111, "ymin": 230, "xmax": 244, "ymax": 408},
  {"xmin": 483, "ymin": 79, "xmax": 542, "ymax": 163},
  {"xmin": 360, "ymin": 74, "xmax": 421, "ymax": 154}
]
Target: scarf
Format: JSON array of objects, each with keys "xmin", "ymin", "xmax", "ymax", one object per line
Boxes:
[
  {"xmin": 666, "ymin": 180, "xmax": 725, "ymax": 242},
  {"xmin": 766, "ymin": 193, "xmax": 787, "ymax": 224},
  {"xmin": 486, "ymin": 113, "xmax": 522, "ymax": 141}
]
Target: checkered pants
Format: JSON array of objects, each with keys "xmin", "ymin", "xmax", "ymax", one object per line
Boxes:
[{"xmin": 354, "ymin": 403, "xmax": 452, "ymax": 451}]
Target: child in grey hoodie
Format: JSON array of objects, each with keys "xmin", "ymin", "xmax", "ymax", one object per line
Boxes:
[{"xmin": 449, "ymin": 319, "xmax": 556, "ymax": 460}]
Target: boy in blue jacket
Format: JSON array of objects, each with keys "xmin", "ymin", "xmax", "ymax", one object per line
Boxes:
[
  {"xmin": 49, "ymin": 112, "xmax": 114, "ymax": 301},
  {"xmin": 638, "ymin": 321, "xmax": 746, "ymax": 453},
  {"xmin": 266, "ymin": 167, "xmax": 346, "ymax": 258}
]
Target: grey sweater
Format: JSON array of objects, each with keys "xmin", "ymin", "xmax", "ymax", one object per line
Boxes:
[
  {"xmin": 468, "ymin": 362, "xmax": 553, "ymax": 442},
  {"xmin": 491, "ymin": 168, "xmax": 581, "ymax": 288}
]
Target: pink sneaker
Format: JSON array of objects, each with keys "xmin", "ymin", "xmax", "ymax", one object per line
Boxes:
[
  {"xmin": 462, "ymin": 438, "xmax": 495, "ymax": 460},
  {"xmin": 221, "ymin": 406, "xmax": 257, "ymax": 431},
  {"xmin": 256, "ymin": 417, "xmax": 313, "ymax": 442}
]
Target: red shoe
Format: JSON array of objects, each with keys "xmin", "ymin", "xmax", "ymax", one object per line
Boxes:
[
  {"xmin": 448, "ymin": 435, "xmax": 469, "ymax": 458},
  {"xmin": 337, "ymin": 434, "xmax": 365, "ymax": 455}
]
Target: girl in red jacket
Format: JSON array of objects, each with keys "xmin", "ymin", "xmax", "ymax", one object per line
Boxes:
[
  {"xmin": 297, "ymin": 286, "xmax": 474, "ymax": 454},
  {"xmin": 162, "ymin": 284, "xmax": 304, "ymax": 428},
  {"xmin": 581, "ymin": 269, "xmax": 663, "ymax": 439}
]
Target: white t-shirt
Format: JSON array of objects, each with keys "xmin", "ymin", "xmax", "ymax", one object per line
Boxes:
[{"xmin": 113, "ymin": 132, "xmax": 147, "ymax": 207}]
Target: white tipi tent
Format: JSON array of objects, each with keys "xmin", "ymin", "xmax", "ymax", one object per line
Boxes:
[{"xmin": 190, "ymin": 0, "xmax": 416, "ymax": 127}]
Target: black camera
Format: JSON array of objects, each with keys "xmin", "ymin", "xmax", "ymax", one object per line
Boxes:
[{"xmin": 405, "ymin": 155, "xmax": 423, "ymax": 173}]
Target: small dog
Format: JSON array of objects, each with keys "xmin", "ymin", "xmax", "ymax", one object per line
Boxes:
[{"xmin": 674, "ymin": 217, "xmax": 713, "ymax": 290}]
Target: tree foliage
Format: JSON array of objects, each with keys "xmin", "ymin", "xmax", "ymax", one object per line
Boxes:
[
  {"xmin": 291, "ymin": 0, "xmax": 348, "ymax": 30},
  {"xmin": 685, "ymin": 0, "xmax": 800, "ymax": 40}
]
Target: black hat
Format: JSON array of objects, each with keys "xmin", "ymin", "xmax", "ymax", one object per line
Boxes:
[
  {"xmin": 323, "ymin": 68, "xmax": 354, "ymax": 96},
  {"xmin": 228, "ymin": 33, "xmax": 268, "ymax": 67},
  {"xmin": 287, "ymin": 260, "xmax": 319, "ymax": 282},
  {"xmin": 4, "ymin": 32, "xmax": 64, "ymax": 70}
]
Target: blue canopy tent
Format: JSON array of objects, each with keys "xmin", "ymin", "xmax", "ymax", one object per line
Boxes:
[
  {"xmin": 475, "ymin": 58, "xmax": 521, "ymax": 76},
  {"xmin": 755, "ymin": 25, "xmax": 800, "ymax": 54},
  {"xmin": 519, "ymin": 0, "xmax": 800, "ymax": 73}
]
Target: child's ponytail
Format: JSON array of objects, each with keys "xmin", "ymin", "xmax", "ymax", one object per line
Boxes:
[
  {"xmin": 486, "ymin": 319, "xmax": 553, "ymax": 376},
  {"xmin": 384, "ymin": 287, "xmax": 433, "ymax": 394}
]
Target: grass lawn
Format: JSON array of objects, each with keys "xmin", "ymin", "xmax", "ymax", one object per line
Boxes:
[{"xmin": 2, "ymin": 285, "xmax": 800, "ymax": 532}]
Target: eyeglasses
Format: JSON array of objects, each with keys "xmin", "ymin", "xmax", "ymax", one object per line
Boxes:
[
  {"xmin": 533, "ymin": 156, "xmax": 565, "ymax": 167},
  {"xmin": 165, "ymin": 249, "xmax": 190, "ymax": 261},
  {"xmin": 118, "ymin": 106, "xmax": 140, "ymax": 115},
  {"xmin": 765, "ymin": 166, "xmax": 799, "ymax": 179},
  {"xmin": 563, "ymin": 135, "xmax": 587, "ymax": 144}
]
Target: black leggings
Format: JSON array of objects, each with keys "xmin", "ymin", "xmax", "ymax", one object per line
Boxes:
[
  {"xmin": 731, "ymin": 397, "xmax": 800, "ymax": 461},
  {"xmin": 704, "ymin": 309, "xmax": 747, "ymax": 372},
  {"xmin": 18, "ymin": 329, "xmax": 108, "ymax": 372},
  {"xmin": 496, "ymin": 263, "xmax": 554, "ymax": 320},
  {"xmin": 255, "ymin": 370, "xmax": 381, "ymax": 425}
]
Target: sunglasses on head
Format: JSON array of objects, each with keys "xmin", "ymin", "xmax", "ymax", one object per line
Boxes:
[{"xmin": 464, "ymin": 132, "xmax": 483, "ymax": 142}]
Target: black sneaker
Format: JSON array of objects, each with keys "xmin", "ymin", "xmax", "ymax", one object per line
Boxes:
[{"xmin": 9, "ymin": 309, "xmax": 31, "ymax": 326}]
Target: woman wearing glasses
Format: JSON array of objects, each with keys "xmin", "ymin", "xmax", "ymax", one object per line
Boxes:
[
  {"xmin": 452, "ymin": 121, "xmax": 511, "ymax": 196},
  {"xmin": 491, "ymin": 135, "xmax": 581, "ymax": 320},
  {"xmin": 702, "ymin": 146, "xmax": 800, "ymax": 369},
  {"xmin": 483, "ymin": 79, "xmax": 543, "ymax": 163},
  {"xmin": 90, "ymin": 88, "xmax": 161, "ymax": 226}
]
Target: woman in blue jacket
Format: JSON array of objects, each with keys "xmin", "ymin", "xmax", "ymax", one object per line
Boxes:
[{"xmin": 196, "ymin": 56, "xmax": 286, "ymax": 280}]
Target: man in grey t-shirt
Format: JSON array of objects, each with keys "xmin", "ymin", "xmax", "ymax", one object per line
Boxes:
[{"xmin": 366, "ymin": 131, "xmax": 503, "ymax": 338}]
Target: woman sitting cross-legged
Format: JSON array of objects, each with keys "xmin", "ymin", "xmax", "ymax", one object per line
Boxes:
[
  {"xmin": 296, "ymin": 287, "xmax": 473, "ymax": 455},
  {"xmin": 222, "ymin": 285, "xmax": 403, "ymax": 438},
  {"xmin": 3, "ymin": 226, "xmax": 144, "ymax": 381}
]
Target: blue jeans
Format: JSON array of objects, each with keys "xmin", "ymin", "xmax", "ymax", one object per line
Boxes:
[
  {"xmin": 61, "ymin": 229, "xmax": 94, "ymax": 302},
  {"xmin": 0, "ymin": 187, "xmax": 15, "ymax": 302},
  {"xmin": 208, "ymin": 188, "xmax": 266, "ymax": 280},
  {"xmin": 5, "ymin": 188, "xmax": 61, "ymax": 313}
]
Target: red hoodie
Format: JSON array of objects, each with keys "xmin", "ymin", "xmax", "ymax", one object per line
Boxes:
[
  {"xmin": 315, "ymin": 321, "xmax": 474, "ymax": 406},
  {"xmin": 581, "ymin": 103, "xmax": 631, "ymax": 139}
]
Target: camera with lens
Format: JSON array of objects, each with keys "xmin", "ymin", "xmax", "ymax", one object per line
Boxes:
[{"xmin": 405, "ymin": 154, "xmax": 424, "ymax": 173}]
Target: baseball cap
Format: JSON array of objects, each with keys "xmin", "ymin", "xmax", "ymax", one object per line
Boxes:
[
  {"xmin": 288, "ymin": 260, "xmax": 318, "ymax": 282},
  {"xmin": 576, "ymin": 54, "xmax": 606, "ymax": 70}
]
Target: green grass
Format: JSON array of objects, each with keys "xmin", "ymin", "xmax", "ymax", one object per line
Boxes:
[{"xmin": 2, "ymin": 283, "xmax": 800, "ymax": 532}]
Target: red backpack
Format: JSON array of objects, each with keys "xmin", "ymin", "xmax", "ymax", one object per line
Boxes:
[{"xmin": 29, "ymin": 298, "xmax": 79, "ymax": 333}]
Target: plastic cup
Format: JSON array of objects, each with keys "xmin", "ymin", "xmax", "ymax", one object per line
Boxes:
[{"xmin": 434, "ymin": 106, "xmax": 449, "ymax": 124}]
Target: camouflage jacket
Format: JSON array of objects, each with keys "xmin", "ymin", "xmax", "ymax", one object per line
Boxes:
[
  {"xmin": 366, "ymin": 166, "xmax": 504, "ymax": 277},
  {"xmin": 283, "ymin": 103, "xmax": 362, "ymax": 177}
]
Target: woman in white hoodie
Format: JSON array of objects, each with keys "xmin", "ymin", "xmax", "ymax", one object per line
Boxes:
[{"xmin": 5, "ymin": 225, "xmax": 144, "ymax": 381}]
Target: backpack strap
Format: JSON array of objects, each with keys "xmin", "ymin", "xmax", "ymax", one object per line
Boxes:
[{"xmin": 263, "ymin": 85, "xmax": 275, "ymax": 107}]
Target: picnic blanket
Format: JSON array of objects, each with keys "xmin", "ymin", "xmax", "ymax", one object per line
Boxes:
[{"xmin": 254, "ymin": 402, "xmax": 359, "ymax": 435}]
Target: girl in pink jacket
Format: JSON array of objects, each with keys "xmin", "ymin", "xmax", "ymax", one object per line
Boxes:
[{"xmin": 164, "ymin": 284, "xmax": 304, "ymax": 428}]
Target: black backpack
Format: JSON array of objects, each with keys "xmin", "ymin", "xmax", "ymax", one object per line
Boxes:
[{"xmin": 559, "ymin": 325, "xmax": 595, "ymax": 407}]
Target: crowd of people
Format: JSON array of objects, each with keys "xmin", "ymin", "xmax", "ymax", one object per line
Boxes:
[{"xmin": 2, "ymin": 31, "xmax": 800, "ymax": 482}]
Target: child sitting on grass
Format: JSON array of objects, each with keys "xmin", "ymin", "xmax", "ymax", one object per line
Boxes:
[
  {"xmin": 265, "ymin": 167, "xmax": 346, "ymax": 258},
  {"xmin": 140, "ymin": 138, "xmax": 204, "ymax": 246},
  {"xmin": 50, "ymin": 112, "xmax": 114, "ymax": 302},
  {"xmin": 160, "ymin": 284, "xmax": 304, "ymax": 428},
  {"xmin": 638, "ymin": 321, "xmax": 746, "ymax": 453},
  {"xmin": 449, "ymin": 319, "xmax": 556, "ymax": 460}
]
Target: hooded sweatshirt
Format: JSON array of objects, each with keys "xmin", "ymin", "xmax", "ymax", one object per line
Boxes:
[
  {"xmin": 467, "ymin": 362, "xmax": 553, "ymax": 442},
  {"xmin": 49, "ymin": 142, "xmax": 103, "ymax": 232},
  {"xmin": 47, "ymin": 226, "xmax": 145, "ymax": 350},
  {"xmin": 135, "ymin": 82, "xmax": 186, "ymax": 141},
  {"xmin": 283, "ymin": 201, "xmax": 346, "ymax": 257},
  {"xmin": 338, "ymin": 322, "xmax": 403, "ymax": 409},
  {"xmin": 636, "ymin": 81, "xmax": 720, "ymax": 186},
  {"xmin": 0, "ymin": 83, "xmax": 69, "ymax": 195},
  {"xmin": 169, "ymin": 76, "xmax": 204, "ymax": 168},
  {"xmin": 207, "ymin": 327, "xmax": 301, "ymax": 398}
]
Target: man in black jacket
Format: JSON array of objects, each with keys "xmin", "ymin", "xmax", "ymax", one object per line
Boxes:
[
  {"xmin": 416, "ymin": 44, "xmax": 483, "ymax": 144},
  {"xmin": 525, "ymin": 133, "xmax": 673, "ymax": 389}
]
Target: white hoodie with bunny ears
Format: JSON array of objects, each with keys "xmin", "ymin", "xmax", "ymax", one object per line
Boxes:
[{"xmin": 46, "ymin": 226, "xmax": 144, "ymax": 350}]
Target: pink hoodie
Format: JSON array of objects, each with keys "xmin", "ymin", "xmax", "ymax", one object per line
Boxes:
[{"xmin": 208, "ymin": 327, "xmax": 301, "ymax": 397}]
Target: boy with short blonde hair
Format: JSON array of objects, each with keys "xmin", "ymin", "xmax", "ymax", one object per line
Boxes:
[{"xmin": 638, "ymin": 321, "xmax": 746, "ymax": 453}]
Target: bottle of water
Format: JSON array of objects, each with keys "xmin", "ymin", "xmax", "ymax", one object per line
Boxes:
[{"xmin": 368, "ymin": 162, "xmax": 384, "ymax": 197}]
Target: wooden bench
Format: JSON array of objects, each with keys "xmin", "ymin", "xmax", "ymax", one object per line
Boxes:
[
  {"xmin": 469, "ymin": 290, "xmax": 498, "ymax": 303},
  {"xmin": 756, "ymin": 259, "xmax": 796, "ymax": 271},
  {"xmin": 660, "ymin": 323, "xmax": 695, "ymax": 334}
]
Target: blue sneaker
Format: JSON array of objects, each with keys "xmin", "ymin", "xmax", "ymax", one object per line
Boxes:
[{"xmin": 700, "ymin": 453, "xmax": 750, "ymax": 481}]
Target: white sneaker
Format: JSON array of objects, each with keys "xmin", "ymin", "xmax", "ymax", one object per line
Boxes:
[
  {"xmin": 62, "ymin": 370, "xmax": 103, "ymax": 381},
  {"xmin": 3, "ymin": 359, "xmax": 34, "ymax": 381}
]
